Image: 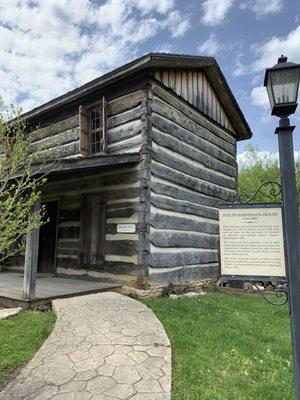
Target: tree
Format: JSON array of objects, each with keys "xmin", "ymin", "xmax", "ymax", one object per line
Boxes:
[
  {"xmin": 238, "ymin": 144, "xmax": 300, "ymax": 208},
  {"xmin": 0, "ymin": 102, "xmax": 50, "ymax": 264}
]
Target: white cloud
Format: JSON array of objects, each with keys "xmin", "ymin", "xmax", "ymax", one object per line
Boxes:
[
  {"xmin": 239, "ymin": 26, "xmax": 300, "ymax": 119},
  {"xmin": 198, "ymin": 34, "xmax": 220, "ymax": 56},
  {"xmin": 154, "ymin": 43, "xmax": 175, "ymax": 53},
  {"xmin": 252, "ymin": 25, "xmax": 300, "ymax": 72},
  {"xmin": 165, "ymin": 11, "xmax": 191, "ymax": 38},
  {"xmin": 0, "ymin": 0, "xmax": 190, "ymax": 112},
  {"xmin": 234, "ymin": 54, "xmax": 248, "ymax": 76},
  {"xmin": 201, "ymin": 0, "xmax": 234, "ymax": 26},
  {"xmin": 250, "ymin": 85, "xmax": 274, "ymax": 123},
  {"xmin": 250, "ymin": 86, "xmax": 269, "ymax": 109},
  {"xmin": 240, "ymin": 0, "xmax": 283, "ymax": 18},
  {"xmin": 135, "ymin": 0, "xmax": 175, "ymax": 15}
]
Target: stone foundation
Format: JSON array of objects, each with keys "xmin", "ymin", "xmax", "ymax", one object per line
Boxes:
[{"xmin": 121, "ymin": 278, "xmax": 217, "ymax": 299}]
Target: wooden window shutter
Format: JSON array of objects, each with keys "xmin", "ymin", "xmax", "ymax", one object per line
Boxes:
[
  {"xmin": 79, "ymin": 105, "xmax": 89, "ymax": 156},
  {"xmin": 102, "ymin": 96, "xmax": 108, "ymax": 152}
]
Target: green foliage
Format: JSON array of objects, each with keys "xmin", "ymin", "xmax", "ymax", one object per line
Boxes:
[
  {"xmin": 238, "ymin": 144, "xmax": 300, "ymax": 204},
  {"xmin": 145, "ymin": 292, "xmax": 292, "ymax": 400},
  {"xmin": 0, "ymin": 310, "xmax": 55, "ymax": 390},
  {"xmin": 0, "ymin": 100, "xmax": 53, "ymax": 263},
  {"xmin": 128, "ymin": 292, "xmax": 140, "ymax": 300}
]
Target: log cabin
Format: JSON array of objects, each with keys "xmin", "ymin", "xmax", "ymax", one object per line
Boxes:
[{"xmin": 5, "ymin": 53, "xmax": 252, "ymax": 289}]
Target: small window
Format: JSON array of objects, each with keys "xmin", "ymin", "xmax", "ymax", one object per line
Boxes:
[
  {"xmin": 88, "ymin": 105, "xmax": 103, "ymax": 154},
  {"xmin": 79, "ymin": 97, "xmax": 107, "ymax": 156}
]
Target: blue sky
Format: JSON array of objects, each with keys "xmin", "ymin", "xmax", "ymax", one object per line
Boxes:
[{"xmin": 1, "ymin": 0, "xmax": 300, "ymax": 158}]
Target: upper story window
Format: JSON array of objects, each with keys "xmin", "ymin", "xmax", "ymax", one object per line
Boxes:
[
  {"xmin": 79, "ymin": 97, "xmax": 107, "ymax": 156},
  {"xmin": 88, "ymin": 105, "xmax": 103, "ymax": 154}
]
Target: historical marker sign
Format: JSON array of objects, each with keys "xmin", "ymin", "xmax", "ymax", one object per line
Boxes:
[
  {"xmin": 116, "ymin": 224, "xmax": 136, "ymax": 233},
  {"xmin": 219, "ymin": 204, "xmax": 286, "ymax": 280}
]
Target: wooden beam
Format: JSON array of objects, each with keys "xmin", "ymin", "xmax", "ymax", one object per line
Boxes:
[
  {"xmin": 28, "ymin": 153, "xmax": 140, "ymax": 177},
  {"xmin": 23, "ymin": 199, "xmax": 41, "ymax": 301}
]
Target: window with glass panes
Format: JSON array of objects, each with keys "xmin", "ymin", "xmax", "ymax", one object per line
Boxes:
[{"xmin": 88, "ymin": 104, "xmax": 103, "ymax": 154}]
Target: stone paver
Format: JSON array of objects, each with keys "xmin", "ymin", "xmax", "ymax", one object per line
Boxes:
[
  {"xmin": 0, "ymin": 292, "xmax": 171, "ymax": 400},
  {"xmin": 0, "ymin": 307, "xmax": 22, "ymax": 320}
]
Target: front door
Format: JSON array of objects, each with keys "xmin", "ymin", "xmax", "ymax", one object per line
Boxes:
[{"xmin": 38, "ymin": 201, "xmax": 59, "ymax": 274}]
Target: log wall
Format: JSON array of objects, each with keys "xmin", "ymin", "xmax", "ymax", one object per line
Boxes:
[
  {"xmin": 46, "ymin": 165, "xmax": 143, "ymax": 280},
  {"xmin": 6, "ymin": 74, "xmax": 241, "ymax": 285},
  {"xmin": 5, "ymin": 165, "xmax": 143, "ymax": 282},
  {"xmin": 147, "ymin": 81, "xmax": 238, "ymax": 283},
  {"xmin": 30, "ymin": 87, "xmax": 147, "ymax": 159}
]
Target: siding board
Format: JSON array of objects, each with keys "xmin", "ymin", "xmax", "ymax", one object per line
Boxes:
[{"xmin": 154, "ymin": 69, "xmax": 234, "ymax": 133}]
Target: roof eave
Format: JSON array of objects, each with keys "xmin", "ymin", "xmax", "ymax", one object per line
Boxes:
[{"xmin": 19, "ymin": 53, "xmax": 252, "ymax": 140}]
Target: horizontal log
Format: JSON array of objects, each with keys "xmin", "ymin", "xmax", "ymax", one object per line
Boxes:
[
  {"xmin": 105, "ymin": 240, "xmax": 138, "ymax": 256},
  {"xmin": 57, "ymin": 248, "xmax": 78, "ymax": 256},
  {"xmin": 151, "ymin": 195, "xmax": 218, "ymax": 220},
  {"xmin": 57, "ymin": 261, "xmax": 143, "ymax": 276},
  {"xmin": 105, "ymin": 187, "xmax": 140, "ymax": 201},
  {"xmin": 151, "ymin": 95, "xmax": 235, "ymax": 151},
  {"xmin": 148, "ymin": 250, "xmax": 218, "ymax": 268},
  {"xmin": 151, "ymin": 162, "xmax": 236, "ymax": 202},
  {"xmin": 107, "ymin": 201, "xmax": 139, "ymax": 209},
  {"xmin": 31, "ymin": 128, "xmax": 79, "ymax": 152},
  {"xmin": 151, "ymin": 81, "xmax": 236, "ymax": 143},
  {"xmin": 108, "ymin": 90, "xmax": 144, "ymax": 116},
  {"xmin": 58, "ymin": 226, "xmax": 80, "ymax": 239},
  {"xmin": 149, "ymin": 213, "xmax": 219, "ymax": 234},
  {"xmin": 150, "ymin": 231, "xmax": 218, "ymax": 248},
  {"xmin": 38, "ymin": 141, "xmax": 79, "ymax": 161},
  {"xmin": 107, "ymin": 134, "xmax": 144, "ymax": 154},
  {"xmin": 59, "ymin": 209, "xmax": 80, "ymax": 222},
  {"xmin": 151, "ymin": 181, "xmax": 220, "ymax": 208},
  {"xmin": 57, "ymin": 240, "xmax": 79, "ymax": 249},
  {"xmin": 31, "ymin": 115, "xmax": 79, "ymax": 142},
  {"xmin": 148, "ymin": 263, "xmax": 219, "ymax": 283},
  {"xmin": 151, "ymin": 142, "xmax": 236, "ymax": 190},
  {"xmin": 151, "ymin": 127, "xmax": 235, "ymax": 178},
  {"xmin": 106, "ymin": 206, "xmax": 139, "ymax": 218},
  {"xmin": 107, "ymin": 120, "xmax": 141, "ymax": 144},
  {"xmin": 152, "ymin": 113, "xmax": 236, "ymax": 167},
  {"xmin": 101, "ymin": 261, "xmax": 143, "ymax": 275},
  {"xmin": 43, "ymin": 170, "xmax": 140, "ymax": 196},
  {"xmin": 107, "ymin": 105, "xmax": 142, "ymax": 129}
]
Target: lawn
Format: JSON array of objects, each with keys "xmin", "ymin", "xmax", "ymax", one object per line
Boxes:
[
  {"xmin": 0, "ymin": 310, "xmax": 56, "ymax": 390},
  {"xmin": 145, "ymin": 291, "xmax": 293, "ymax": 400}
]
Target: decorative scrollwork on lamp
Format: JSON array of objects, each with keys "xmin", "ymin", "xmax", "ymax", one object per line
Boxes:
[{"xmin": 238, "ymin": 181, "xmax": 282, "ymax": 204}]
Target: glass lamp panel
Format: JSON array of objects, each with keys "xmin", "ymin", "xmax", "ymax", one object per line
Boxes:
[
  {"xmin": 266, "ymin": 82, "xmax": 275, "ymax": 109},
  {"xmin": 269, "ymin": 68, "xmax": 300, "ymax": 105}
]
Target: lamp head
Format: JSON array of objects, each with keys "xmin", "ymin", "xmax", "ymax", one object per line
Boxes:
[{"xmin": 264, "ymin": 55, "xmax": 300, "ymax": 117}]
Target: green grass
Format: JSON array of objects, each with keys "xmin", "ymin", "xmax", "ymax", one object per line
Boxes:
[
  {"xmin": 0, "ymin": 310, "xmax": 56, "ymax": 390},
  {"xmin": 145, "ymin": 291, "xmax": 293, "ymax": 400}
]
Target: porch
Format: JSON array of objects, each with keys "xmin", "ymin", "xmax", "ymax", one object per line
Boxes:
[
  {"xmin": 0, "ymin": 272, "xmax": 121, "ymax": 309},
  {"xmin": 19, "ymin": 153, "xmax": 140, "ymax": 304}
]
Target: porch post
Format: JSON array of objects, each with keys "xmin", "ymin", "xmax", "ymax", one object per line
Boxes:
[{"xmin": 23, "ymin": 198, "xmax": 41, "ymax": 301}]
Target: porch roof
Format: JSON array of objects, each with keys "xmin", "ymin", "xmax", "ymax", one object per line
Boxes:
[{"xmin": 31, "ymin": 153, "xmax": 140, "ymax": 176}]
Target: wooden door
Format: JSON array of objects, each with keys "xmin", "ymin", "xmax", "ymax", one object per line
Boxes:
[
  {"xmin": 79, "ymin": 194, "xmax": 106, "ymax": 265},
  {"xmin": 38, "ymin": 201, "xmax": 59, "ymax": 274}
]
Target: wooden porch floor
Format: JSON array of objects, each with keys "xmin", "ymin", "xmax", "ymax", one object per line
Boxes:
[{"xmin": 0, "ymin": 272, "xmax": 122, "ymax": 308}]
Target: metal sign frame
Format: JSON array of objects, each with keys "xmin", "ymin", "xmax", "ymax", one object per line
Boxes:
[{"xmin": 219, "ymin": 202, "xmax": 287, "ymax": 282}]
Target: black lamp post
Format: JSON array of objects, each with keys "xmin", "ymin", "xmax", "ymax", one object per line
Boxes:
[{"xmin": 264, "ymin": 56, "xmax": 300, "ymax": 399}]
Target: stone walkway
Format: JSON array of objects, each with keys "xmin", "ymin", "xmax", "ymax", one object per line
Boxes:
[{"xmin": 0, "ymin": 292, "xmax": 171, "ymax": 400}]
